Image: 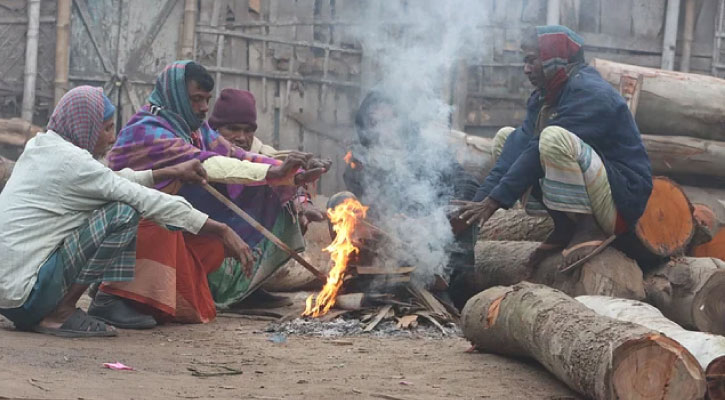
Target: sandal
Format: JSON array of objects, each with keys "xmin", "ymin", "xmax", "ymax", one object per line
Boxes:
[{"xmin": 32, "ymin": 308, "xmax": 117, "ymax": 338}]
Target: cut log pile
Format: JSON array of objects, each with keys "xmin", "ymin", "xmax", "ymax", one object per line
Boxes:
[
  {"xmin": 461, "ymin": 283, "xmax": 706, "ymax": 400},
  {"xmin": 0, "ymin": 117, "xmax": 42, "ymax": 147}
]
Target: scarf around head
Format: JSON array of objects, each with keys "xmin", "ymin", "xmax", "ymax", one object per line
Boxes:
[
  {"xmin": 47, "ymin": 85, "xmax": 105, "ymax": 152},
  {"xmin": 536, "ymin": 25, "xmax": 585, "ymax": 105},
  {"xmin": 147, "ymin": 60, "xmax": 202, "ymax": 142}
]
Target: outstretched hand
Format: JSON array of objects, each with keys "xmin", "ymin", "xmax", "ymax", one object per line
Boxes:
[
  {"xmin": 155, "ymin": 159, "xmax": 209, "ymax": 185},
  {"xmin": 451, "ymin": 197, "xmax": 501, "ymax": 229},
  {"xmin": 266, "ymin": 151, "xmax": 313, "ymax": 181}
]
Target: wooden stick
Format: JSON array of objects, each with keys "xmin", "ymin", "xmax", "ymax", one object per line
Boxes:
[{"xmin": 202, "ymin": 184, "xmax": 327, "ymax": 282}]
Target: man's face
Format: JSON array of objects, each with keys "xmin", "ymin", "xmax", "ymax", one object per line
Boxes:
[
  {"xmin": 187, "ymin": 80, "xmax": 212, "ymax": 120},
  {"xmin": 92, "ymin": 119, "xmax": 116, "ymax": 159},
  {"xmin": 522, "ymin": 45, "xmax": 545, "ymax": 89},
  {"xmin": 218, "ymin": 123, "xmax": 256, "ymax": 151}
]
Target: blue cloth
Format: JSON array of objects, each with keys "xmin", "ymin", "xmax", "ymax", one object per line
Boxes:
[
  {"xmin": 473, "ymin": 65, "xmax": 652, "ymax": 228},
  {"xmin": 0, "ymin": 252, "xmax": 65, "ymax": 329},
  {"xmin": 102, "ymin": 93, "xmax": 115, "ymax": 121}
]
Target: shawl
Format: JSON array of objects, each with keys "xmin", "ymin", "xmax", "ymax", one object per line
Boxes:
[
  {"xmin": 47, "ymin": 86, "xmax": 105, "ymax": 152},
  {"xmin": 536, "ymin": 25, "xmax": 585, "ymax": 105},
  {"xmin": 147, "ymin": 60, "xmax": 203, "ymax": 142}
]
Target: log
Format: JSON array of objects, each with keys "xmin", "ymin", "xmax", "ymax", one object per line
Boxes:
[
  {"xmin": 691, "ymin": 204, "xmax": 719, "ymax": 248},
  {"xmin": 644, "ymin": 257, "xmax": 725, "ymax": 334},
  {"xmin": 693, "ymin": 231, "xmax": 725, "ymax": 261},
  {"xmin": 333, "ymin": 293, "xmax": 365, "ymax": 311},
  {"xmin": 0, "ymin": 118, "xmax": 43, "ymax": 146},
  {"xmin": 0, "ymin": 156, "xmax": 14, "ymax": 193},
  {"xmin": 591, "ymin": 58, "xmax": 725, "ymax": 140},
  {"xmin": 469, "ymin": 241, "xmax": 645, "ymax": 301},
  {"xmin": 479, "ymin": 209, "xmax": 553, "ymax": 242},
  {"xmin": 618, "ymin": 177, "xmax": 695, "ymax": 264},
  {"xmin": 461, "ymin": 282, "xmax": 706, "ymax": 399},
  {"xmin": 682, "ymin": 186, "xmax": 725, "ymax": 225},
  {"xmin": 642, "ymin": 135, "xmax": 725, "ymax": 183},
  {"xmin": 577, "ymin": 295, "xmax": 725, "ymax": 400}
]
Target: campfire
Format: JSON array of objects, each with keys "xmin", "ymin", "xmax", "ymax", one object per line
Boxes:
[{"xmin": 296, "ymin": 195, "xmax": 458, "ymax": 334}]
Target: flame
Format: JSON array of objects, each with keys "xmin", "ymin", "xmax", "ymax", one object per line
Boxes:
[
  {"xmin": 303, "ymin": 198, "xmax": 368, "ymax": 317},
  {"xmin": 344, "ymin": 151, "xmax": 357, "ymax": 169}
]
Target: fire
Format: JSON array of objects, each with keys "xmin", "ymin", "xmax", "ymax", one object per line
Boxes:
[
  {"xmin": 344, "ymin": 150, "xmax": 357, "ymax": 169},
  {"xmin": 303, "ymin": 197, "xmax": 368, "ymax": 317}
]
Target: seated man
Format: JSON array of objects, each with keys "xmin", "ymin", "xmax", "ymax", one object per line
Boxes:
[
  {"xmin": 95, "ymin": 62, "xmax": 326, "ymax": 325},
  {"xmin": 0, "ymin": 86, "xmax": 250, "ymax": 337},
  {"xmin": 207, "ymin": 88, "xmax": 329, "ymax": 309},
  {"xmin": 456, "ymin": 25, "xmax": 652, "ymax": 271}
]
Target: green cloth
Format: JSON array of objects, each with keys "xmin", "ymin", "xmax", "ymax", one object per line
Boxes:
[{"xmin": 207, "ymin": 208, "xmax": 305, "ymax": 309}]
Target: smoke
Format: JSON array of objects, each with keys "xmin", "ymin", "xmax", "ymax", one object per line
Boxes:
[{"xmin": 346, "ymin": 1, "xmax": 486, "ymax": 287}]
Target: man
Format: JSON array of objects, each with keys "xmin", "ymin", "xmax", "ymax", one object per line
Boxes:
[
  {"xmin": 456, "ymin": 25, "xmax": 652, "ymax": 271},
  {"xmin": 207, "ymin": 88, "xmax": 330, "ymax": 309},
  {"xmin": 340, "ymin": 90, "xmax": 479, "ymax": 309},
  {"xmin": 94, "ymin": 61, "xmax": 326, "ymax": 325},
  {"xmin": 0, "ymin": 86, "xmax": 250, "ymax": 337}
]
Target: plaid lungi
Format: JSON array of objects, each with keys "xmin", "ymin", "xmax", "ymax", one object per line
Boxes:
[
  {"xmin": 0, "ymin": 202, "xmax": 139, "ymax": 328},
  {"xmin": 492, "ymin": 126, "xmax": 617, "ymax": 234}
]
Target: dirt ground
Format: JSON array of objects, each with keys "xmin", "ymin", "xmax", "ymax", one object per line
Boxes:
[{"xmin": 0, "ymin": 296, "xmax": 579, "ymax": 400}]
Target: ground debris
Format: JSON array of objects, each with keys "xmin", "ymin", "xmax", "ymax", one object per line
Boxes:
[{"xmin": 265, "ymin": 315, "xmax": 459, "ymax": 339}]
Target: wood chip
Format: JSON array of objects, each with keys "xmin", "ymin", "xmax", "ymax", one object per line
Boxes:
[
  {"xmin": 396, "ymin": 315, "xmax": 419, "ymax": 329},
  {"xmin": 408, "ymin": 285, "xmax": 455, "ymax": 322},
  {"xmin": 415, "ymin": 311, "xmax": 447, "ymax": 334},
  {"xmin": 364, "ymin": 305, "xmax": 393, "ymax": 332}
]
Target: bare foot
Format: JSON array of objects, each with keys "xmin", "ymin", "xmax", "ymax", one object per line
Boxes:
[
  {"xmin": 561, "ymin": 215, "xmax": 609, "ymax": 268},
  {"xmin": 524, "ymin": 218, "xmax": 575, "ymax": 271}
]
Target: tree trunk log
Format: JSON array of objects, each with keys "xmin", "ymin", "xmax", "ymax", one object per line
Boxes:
[
  {"xmin": 461, "ymin": 282, "xmax": 706, "ymax": 400},
  {"xmin": 692, "ymin": 231, "xmax": 725, "ymax": 261},
  {"xmin": 478, "ymin": 209, "xmax": 553, "ymax": 242},
  {"xmin": 591, "ymin": 58, "xmax": 725, "ymax": 140},
  {"xmin": 644, "ymin": 257, "xmax": 725, "ymax": 334},
  {"xmin": 0, "ymin": 156, "xmax": 14, "ymax": 193},
  {"xmin": 469, "ymin": 241, "xmax": 645, "ymax": 301},
  {"xmin": 643, "ymin": 135, "xmax": 725, "ymax": 183},
  {"xmin": 0, "ymin": 118, "xmax": 43, "ymax": 146},
  {"xmin": 577, "ymin": 295, "xmax": 725, "ymax": 400}
]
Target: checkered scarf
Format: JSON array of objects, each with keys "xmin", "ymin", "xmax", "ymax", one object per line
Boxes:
[
  {"xmin": 536, "ymin": 25, "xmax": 585, "ymax": 105},
  {"xmin": 47, "ymin": 86, "xmax": 105, "ymax": 152},
  {"xmin": 147, "ymin": 60, "xmax": 201, "ymax": 143}
]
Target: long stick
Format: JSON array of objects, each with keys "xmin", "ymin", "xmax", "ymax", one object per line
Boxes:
[{"xmin": 203, "ymin": 184, "xmax": 327, "ymax": 282}]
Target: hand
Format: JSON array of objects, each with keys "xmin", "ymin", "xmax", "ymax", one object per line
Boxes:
[
  {"xmin": 199, "ymin": 219, "xmax": 255, "ymax": 277},
  {"xmin": 294, "ymin": 168, "xmax": 326, "ymax": 186},
  {"xmin": 153, "ymin": 159, "xmax": 208, "ymax": 185},
  {"xmin": 298, "ymin": 203, "xmax": 327, "ymax": 235},
  {"xmin": 266, "ymin": 152, "xmax": 313, "ymax": 181},
  {"xmin": 306, "ymin": 158, "xmax": 332, "ymax": 172},
  {"xmin": 451, "ymin": 197, "xmax": 501, "ymax": 229}
]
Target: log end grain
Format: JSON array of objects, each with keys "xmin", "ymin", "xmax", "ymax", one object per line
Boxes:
[
  {"xmin": 636, "ymin": 177, "xmax": 695, "ymax": 257},
  {"xmin": 611, "ymin": 334, "xmax": 705, "ymax": 400},
  {"xmin": 692, "ymin": 267, "xmax": 725, "ymax": 335},
  {"xmin": 706, "ymin": 356, "xmax": 725, "ymax": 400},
  {"xmin": 693, "ymin": 230, "xmax": 725, "ymax": 261}
]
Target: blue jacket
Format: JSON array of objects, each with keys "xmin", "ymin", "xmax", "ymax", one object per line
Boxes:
[{"xmin": 474, "ymin": 65, "xmax": 652, "ymax": 228}]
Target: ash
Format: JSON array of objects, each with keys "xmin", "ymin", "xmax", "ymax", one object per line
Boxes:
[{"xmin": 265, "ymin": 317, "xmax": 461, "ymax": 339}]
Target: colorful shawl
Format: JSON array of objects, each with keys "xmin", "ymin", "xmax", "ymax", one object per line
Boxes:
[
  {"xmin": 108, "ymin": 61, "xmax": 296, "ymax": 248},
  {"xmin": 536, "ymin": 25, "xmax": 585, "ymax": 105},
  {"xmin": 47, "ymin": 86, "xmax": 105, "ymax": 152},
  {"xmin": 147, "ymin": 60, "xmax": 203, "ymax": 142}
]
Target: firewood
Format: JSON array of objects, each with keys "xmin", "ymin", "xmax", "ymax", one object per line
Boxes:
[
  {"xmin": 461, "ymin": 282, "xmax": 706, "ymax": 400},
  {"xmin": 469, "ymin": 241, "xmax": 645, "ymax": 301},
  {"xmin": 693, "ymin": 231, "xmax": 725, "ymax": 261},
  {"xmin": 591, "ymin": 58, "xmax": 725, "ymax": 141},
  {"xmin": 691, "ymin": 204, "xmax": 719, "ymax": 248},
  {"xmin": 577, "ymin": 295, "xmax": 725, "ymax": 400},
  {"xmin": 479, "ymin": 209, "xmax": 553, "ymax": 242},
  {"xmin": 355, "ymin": 266, "xmax": 415, "ymax": 275},
  {"xmin": 334, "ymin": 293, "xmax": 365, "ymax": 311},
  {"xmin": 642, "ymin": 135, "xmax": 725, "ymax": 183},
  {"xmin": 363, "ymin": 305, "xmax": 392, "ymax": 332},
  {"xmin": 644, "ymin": 257, "xmax": 725, "ymax": 334},
  {"xmin": 0, "ymin": 118, "xmax": 43, "ymax": 147}
]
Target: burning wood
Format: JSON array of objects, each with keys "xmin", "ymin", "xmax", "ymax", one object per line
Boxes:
[{"xmin": 303, "ymin": 197, "xmax": 368, "ymax": 317}]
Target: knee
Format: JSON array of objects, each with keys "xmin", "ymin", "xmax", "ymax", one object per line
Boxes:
[
  {"xmin": 106, "ymin": 202, "xmax": 141, "ymax": 226},
  {"xmin": 538, "ymin": 126, "xmax": 576, "ymax": 162},
  {"xmin": 492, "ymin": 126, "xmax": 516, "ymax": 159}
]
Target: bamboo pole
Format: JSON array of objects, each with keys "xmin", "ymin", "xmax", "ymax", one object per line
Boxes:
[
  {"xmin": 54, "ymin": 0, "xmax": 72, "ymax": 105},
  {"xmin": 21, "ymin": 0, "xmax": 41, "ymax": 121},
  {"xmin": 180, "ymin": 0, "xmax": 197, "ymax": 59},
  {"xmin": 662, "ymin": 0, "xmax": 682, "ymax": 70},
  {"xmin": 202, "ymin": 184, "xmax": 327, "ymax": 282},
  {"xmin": 680, "ymin": 0, "xmax": 697, "ymax": 72}
]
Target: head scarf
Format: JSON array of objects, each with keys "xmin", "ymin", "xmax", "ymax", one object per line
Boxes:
[
  {"xmin": 209, "ymin": 89, "xmax": 257, "ymax": 131},
  {"xmin": 535, "ymin": 25, "xmax": 585, "ymax": 105},
  {"xmin": 47, "ymin": 85, "xmax": 105, "ymax": 152},
  {"xmin": 102, "ymin": 94, "xmax": 116, "ymax": 121},
  {"xmin": 147, "ymin": 60, "xmax": 202, "ymax": 142}
]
